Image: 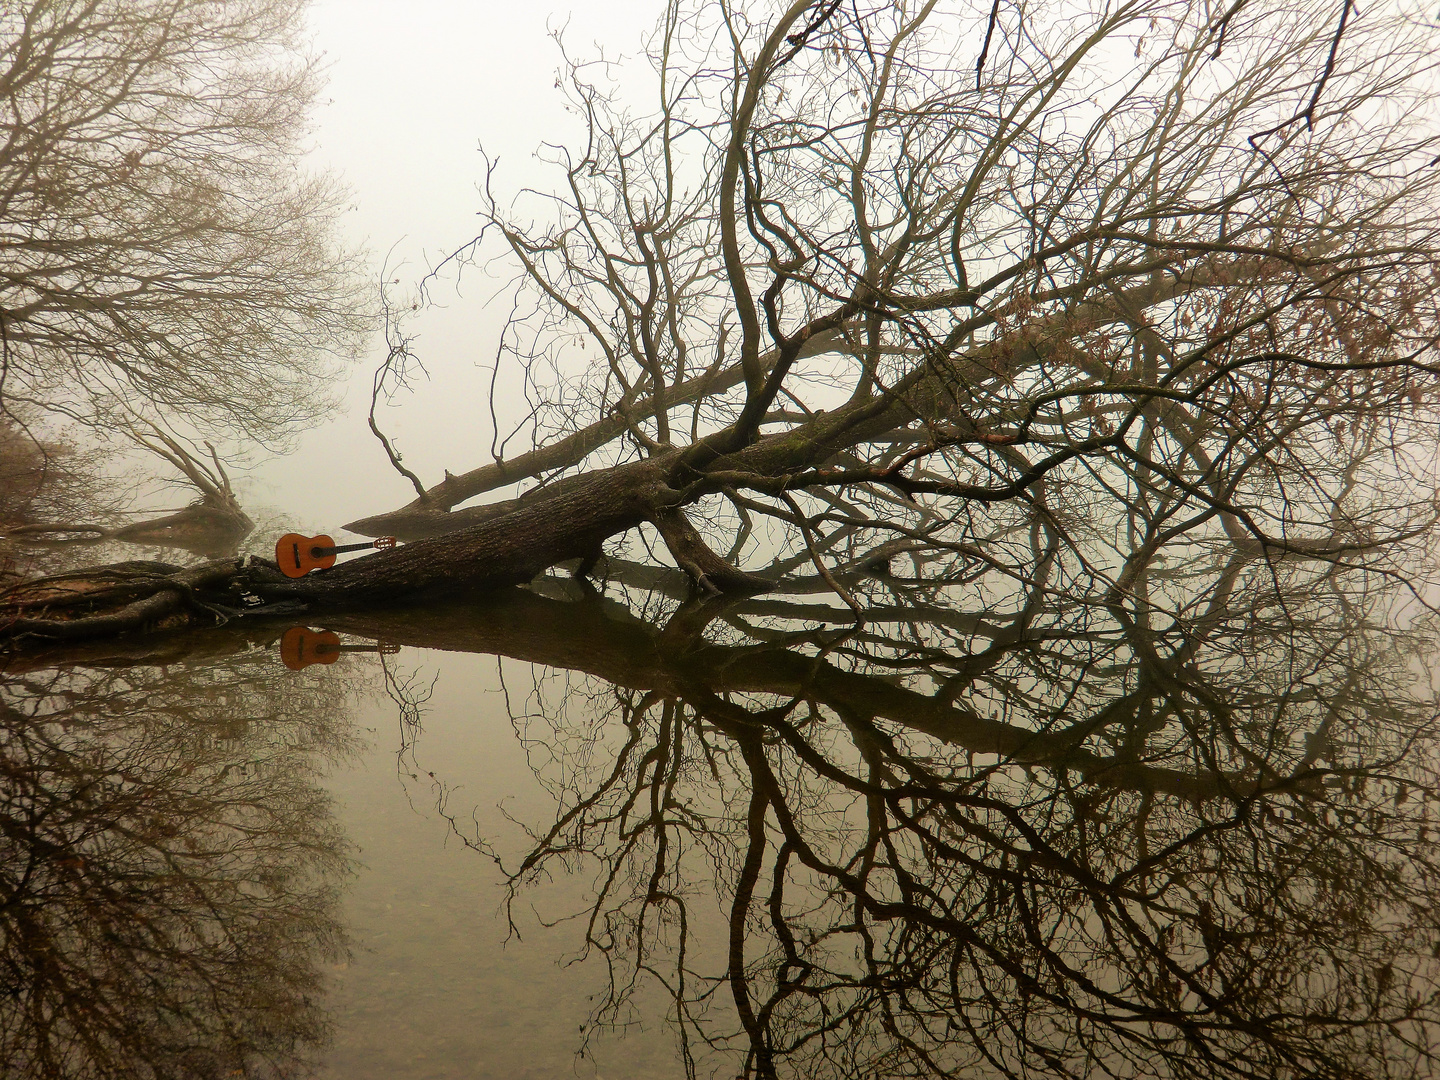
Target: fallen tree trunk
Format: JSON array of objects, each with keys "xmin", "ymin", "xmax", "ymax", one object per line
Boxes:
[
  {"xmin": 341, "ymin": 269, "xmax": 1206, "ymax": 545},
  {"xmin": 1, "ymin": 453, "xmax": 753, "ymax": 643},
  {"xmin": 310, "ymin": 454, "xmax": 686, "ymax": 599},
  {"xmin": 343, "ymin": 328, "xmax": 849, "ymax": 540}
]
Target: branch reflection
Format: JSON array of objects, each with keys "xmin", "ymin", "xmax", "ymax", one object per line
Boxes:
[
  {"xmin": 0, "ymin": 641, "xmax": 355, "ymax": 1079},
  {"xmin": 340, "ymin": 549, "xmax": 1440, "ymax": 1079},
  {"xmin": 5, "ymin": 512, "xmax": 1437, "ymax": 1078}
]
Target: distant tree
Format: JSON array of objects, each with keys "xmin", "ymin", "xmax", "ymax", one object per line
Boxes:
[
  {"xmin": 3, "ymin": 426, "xmax": 254, "ymax": 557},
  {"xmin": 0, "ymin": 413, "xmax": 120, "ymax": 542},
  {"xmin": 0, "ymin": 0, "xmax": 366, "ymax": 446}
]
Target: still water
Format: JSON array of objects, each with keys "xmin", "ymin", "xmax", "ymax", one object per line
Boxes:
[
  {"xmin": 319, "ymin": 649, "xmax": 689, "ymax": 1079},
  {"xmin": 5, "ymin": 564, "xmax": 1440, "ymax": 1079}
]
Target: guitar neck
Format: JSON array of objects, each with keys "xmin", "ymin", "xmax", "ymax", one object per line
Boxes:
[{"xmin": 318, "ymin": 541, "xmax": 378, "ymax": 556}]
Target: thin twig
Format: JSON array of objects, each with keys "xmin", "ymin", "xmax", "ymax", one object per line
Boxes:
[
  {"xmin": 369, "ymin": 284, "xmax": 429, "ymax": 501},
  {"xmin": 976, "ymin": 0, "xmax": 1001, "ymax": 89},
  {"xmin": 779, "ymin": 489, "xmax": 864, "ymax": 626}
]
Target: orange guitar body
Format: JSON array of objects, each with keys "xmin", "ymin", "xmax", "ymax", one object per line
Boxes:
[
  {"xmin": 277, "ymin": 533, "xmax": 337, "ymax": 576},
  {"xmin": 280, "ymin": 626, "xmax": 341, "ymax": 670},
  {"xmin": 275, "ymin": 533, "xmax": 396, "ymax": 578}
]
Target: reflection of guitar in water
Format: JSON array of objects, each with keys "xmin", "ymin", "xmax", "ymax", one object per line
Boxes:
[
  {"xmin": 275, "ymin": 533, "xmax": 396, "ymax": 578},
  {"xmin": 279, "ymin": 626, "xmax": 400, "ymax": 670}
]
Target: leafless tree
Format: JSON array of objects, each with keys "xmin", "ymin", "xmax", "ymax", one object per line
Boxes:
[
  {"xmin": 5, "ymin": 0, "xmax": 1440, "ymax": 641},
  {"xmin": 3, "ymin": 428, "xmax": 253, "ymax": 556},
  {"xmin": 6, "ymin": 7, "xmax": 1440, "ymax": 1074},
  {"xmin": 310, "ymin": 0, "xmax": 1440, "ymax": 614},
  {"xmin": 0, "ymin": 413, "xmax": 125, "ymax": 547},
  {"xmin": 0, "ymin": 0, "xmax": 367, "ymax": 446}
]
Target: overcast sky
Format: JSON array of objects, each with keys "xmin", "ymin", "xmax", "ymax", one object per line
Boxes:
[{"xmin": 248, "ymin": 0, "xmax": 661, "ymax": 532}]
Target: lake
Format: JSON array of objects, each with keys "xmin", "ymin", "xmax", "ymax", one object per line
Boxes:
[{"xmin": 6, "ymin": 557, "xmax": 1440, "ymax": 1079}]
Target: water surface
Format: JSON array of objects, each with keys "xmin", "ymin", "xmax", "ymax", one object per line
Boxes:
[{"xmin": 5, "ymin": 570, "xmax": 1440, "ymax": 1079}]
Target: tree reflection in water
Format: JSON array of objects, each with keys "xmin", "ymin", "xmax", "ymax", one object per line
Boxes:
[
  {"xmin": 0, "ymin": 638, "xmax": 355, "ymax": 1079},
  {"xmin": 338, "ymin": 539, "xmax": 1440, "ymax": 1079},
  {"xmin": 5, "ymin": 526, "xmax": 1440, "ymax": 1078}
]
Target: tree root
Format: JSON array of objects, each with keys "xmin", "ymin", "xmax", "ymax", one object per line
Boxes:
[{"xmin": 2, "ymin": 560, "xmax": 257, "ymax": 642}]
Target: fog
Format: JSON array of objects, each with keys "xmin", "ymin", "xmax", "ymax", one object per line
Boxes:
[
  {"xmin": 251, "ymin": 0, "xmax": 660, "ymax": 532},
  {"xmin": 8, "ymin": 4, "xmax": 1440, "ymax": 1075}
]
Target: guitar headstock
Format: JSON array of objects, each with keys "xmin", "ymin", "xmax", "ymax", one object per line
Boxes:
[{"xmin": 374, "ymin": 536, "xmax": 398, "ymax": 550}]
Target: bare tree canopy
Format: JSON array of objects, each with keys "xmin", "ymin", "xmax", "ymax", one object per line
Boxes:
[
  {"xmin": 0, "ymin": 0, "xmax": 366, "ymax": 444},
  {"xmin": 326, "ymin": 0, "xmax": 1440, "ymax": 605}
]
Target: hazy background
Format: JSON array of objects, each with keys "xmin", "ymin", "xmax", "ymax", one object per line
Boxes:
[{"xmin": 248, "ymin": 0, "xmax": 661, "ymax": 532}]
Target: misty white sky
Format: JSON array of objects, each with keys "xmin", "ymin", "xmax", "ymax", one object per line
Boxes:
[{"xmin": 248, "ymin": 0, "xmax": 663, "ymax": 533}]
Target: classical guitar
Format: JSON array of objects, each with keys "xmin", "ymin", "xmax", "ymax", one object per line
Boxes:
[
  {"xmin": 275, "ymin": 533, "xmax": 396, "ymax": 578},
  {"xmin": 279, "ymin": 626, "xmax": 400, "ymax": 670}
]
